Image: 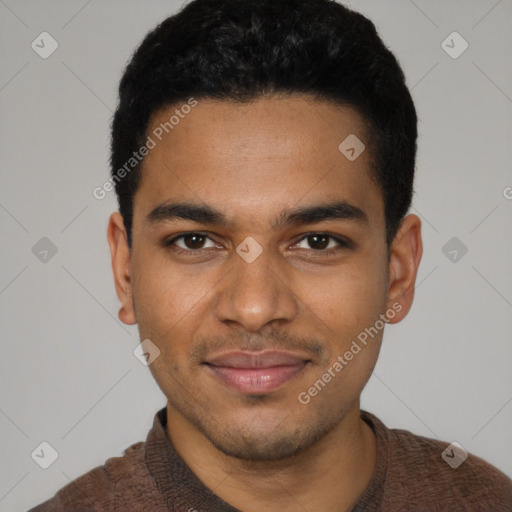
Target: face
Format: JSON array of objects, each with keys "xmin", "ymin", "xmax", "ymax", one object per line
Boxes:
[{"xmin": 108, "ymin": 95, "xmax": 421, "ymax": 461}]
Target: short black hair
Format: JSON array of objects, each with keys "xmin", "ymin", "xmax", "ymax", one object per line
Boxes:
[{"xmin": 110, "ymin": 0, "xmax": 417, "ymax": 248}]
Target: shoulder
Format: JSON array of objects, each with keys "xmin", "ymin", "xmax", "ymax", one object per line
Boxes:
[
  {"xmin": 386, "ymin": 423, "xmax": 512, "ymax": 509},
  {"xmin": 27, "ymin": 441, "xmax": 158, "ymax": 512}
]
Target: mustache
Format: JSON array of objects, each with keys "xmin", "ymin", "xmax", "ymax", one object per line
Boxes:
[{"xmin": 188, "ymin": 330, "xmax": 328, "ymax": 364}]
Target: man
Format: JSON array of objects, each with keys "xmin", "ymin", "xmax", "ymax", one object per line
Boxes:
[{"xmin": 29, "ymin": 0, "xmax": 512, "ymax": 510}]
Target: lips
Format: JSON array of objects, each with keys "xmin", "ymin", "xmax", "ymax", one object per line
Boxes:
[{"xmin": 204, "ymin": 350, "xmax": 309, "ymax": 394}]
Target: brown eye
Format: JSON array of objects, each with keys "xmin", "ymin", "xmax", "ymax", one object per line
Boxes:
[
  {"xmin": 296, "ymin": 233, "xmax": 348, "ymax": 251},
  {"xmin": 181, "ymin": 234, "xmax": 207, "ymax": 249},
  {"xmin": 307, "ymin": 234, "xmax": 329, "ymax": 250},
  {"xmin": 165, "ymin": 232, "xmax": 217, "ymax": 252}
]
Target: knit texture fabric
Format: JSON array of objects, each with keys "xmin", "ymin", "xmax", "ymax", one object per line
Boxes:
[{"xmin": 28, "ymin": 407, "xmax": 512, "ymax": 511}]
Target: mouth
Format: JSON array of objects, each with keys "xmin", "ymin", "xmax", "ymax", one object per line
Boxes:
[{"xmin": 203, "ymin": 350, "xmax": 311, "ymax": 394}]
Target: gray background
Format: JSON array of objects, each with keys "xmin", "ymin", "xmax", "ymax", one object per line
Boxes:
[{"xmin": 1, "ymin": 0, "xmax": 511, "ymax": 510}]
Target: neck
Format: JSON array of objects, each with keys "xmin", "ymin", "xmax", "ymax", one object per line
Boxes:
[{"xmin": 166, "ymin": 400, "xmax": 377, "ymax": 512}]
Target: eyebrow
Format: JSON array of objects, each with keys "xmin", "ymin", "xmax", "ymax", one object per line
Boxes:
[{"xmin": 145, "ymin": 200, "xmax": 369, "ymax": 230}]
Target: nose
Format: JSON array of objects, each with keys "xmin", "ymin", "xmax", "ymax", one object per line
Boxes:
[{"xmin": 213, "ymin": 244, "xmax": 300, "ymax": 333}]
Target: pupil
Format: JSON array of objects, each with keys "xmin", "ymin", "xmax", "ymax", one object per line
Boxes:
[
  {"xmin": 309, "ymin": 234, "xmax": 328, "ymax": 250},
  {"xmin": 186, "ymin": 234, "xmax": 204, "ymax": 249}
]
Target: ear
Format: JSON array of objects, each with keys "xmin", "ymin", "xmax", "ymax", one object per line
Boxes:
[
  {"xmin": 385, "ymin": 214, "xmax": 423, "ymax": 323},
  {"xmin": 107, "ymin": 212, "xmax": 137, "ymax": 325}
]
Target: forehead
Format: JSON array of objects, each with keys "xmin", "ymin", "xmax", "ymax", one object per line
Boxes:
[{"xmin": 133, "ymin": 95, "xmax": 384, "ymax": 232}]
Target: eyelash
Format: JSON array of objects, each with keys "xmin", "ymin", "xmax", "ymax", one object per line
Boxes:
[{"xmin": 163, "ymin": 231, "xmax": 351, "ymax": 256}]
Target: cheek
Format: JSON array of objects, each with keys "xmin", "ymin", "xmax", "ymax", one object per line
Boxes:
[
  {"xmin": 131, "ymin": 248, "xmax": 213, "ymax": 337},
  {"xmin": 301, "ymin": 254, "xmax": 388, "ymax": 336}
]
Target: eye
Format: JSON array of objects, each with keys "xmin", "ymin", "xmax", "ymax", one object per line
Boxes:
[
  {"xmin": 165, "ymin": 232, "xmax": 218, "ymax": 252},
  {"xmin": 294, "ymin": 233, "xmax": 350, "ymax": 253}
]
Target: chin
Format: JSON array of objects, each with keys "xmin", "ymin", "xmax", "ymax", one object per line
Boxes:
[
  {"xmin": 197, "ymin": 413, "xmax": 336, "ymax": 461},
  {"xmin": 215, "ymin": 433, "xmax": 302, "ymax": 460}
]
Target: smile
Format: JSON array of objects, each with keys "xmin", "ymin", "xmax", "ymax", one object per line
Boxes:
[{"xmin": 203, "ymin": 350, "xmax": 310, "ymax": 394}]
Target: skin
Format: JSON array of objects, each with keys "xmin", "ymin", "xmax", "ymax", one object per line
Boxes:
[{"xmin": 107, "ymin": 95, "xmax": 422, "ymax": 512}]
